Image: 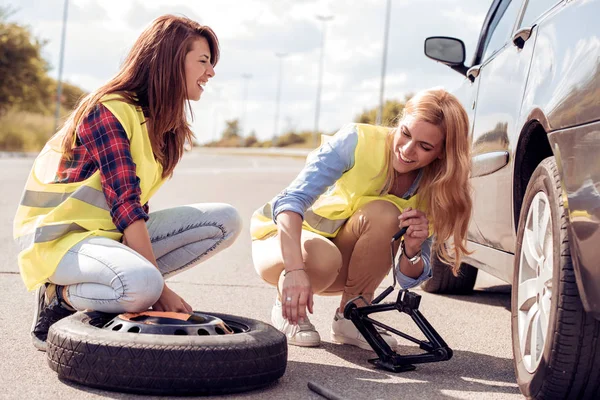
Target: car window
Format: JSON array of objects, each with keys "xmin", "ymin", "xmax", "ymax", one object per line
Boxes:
[
  {"xmin": 482, "ymin": 0, "xmax": 524, "ymax": 61},
  {"xmin": 519, "ymin": 0, "xmax": 561, "ymax": 28}
]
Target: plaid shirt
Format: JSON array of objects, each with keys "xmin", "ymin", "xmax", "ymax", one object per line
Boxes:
[{"xmin": 54, "ymin": 104, "xmax": 149, "ymax": 232}]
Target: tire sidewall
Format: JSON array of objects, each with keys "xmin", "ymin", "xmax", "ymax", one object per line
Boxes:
[
  {"xmin": 511, "ymin": 157, "xmax": 562, "ymax": 397},
  {"xmin": 48, "ymin": 311, "xmax": 281, "ymax": 349},
  {"xmin": 47, "ymin": 311, "xmax": 288, "ymax": 395}
]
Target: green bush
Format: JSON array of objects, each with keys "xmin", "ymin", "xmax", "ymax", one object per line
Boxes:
[{"xmin": 0, "ymin": 109, "xmax": 54, "ymax": 151}]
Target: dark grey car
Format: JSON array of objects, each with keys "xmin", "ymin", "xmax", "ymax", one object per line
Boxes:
[{"xmin": 423, "ymin": 0, "xmax": 600, "ymax": 398}]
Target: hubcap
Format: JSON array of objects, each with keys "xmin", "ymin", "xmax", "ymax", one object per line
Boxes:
[
  {"xmin": 97, "ymin": 311, "xmax": 249, "ymax": 335},
  {"xmin": 517, "ymin": 191, "xmax": 554, "ymax": 373}
]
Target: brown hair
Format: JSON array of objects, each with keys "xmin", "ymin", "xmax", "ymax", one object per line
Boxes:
[
  {"xmin": 60, "ymin": 15, "xmax": 219, "ymax": 178},
  {"xmin": 382, "ymin": 87, "xmax": 473, "ymax": 274}
]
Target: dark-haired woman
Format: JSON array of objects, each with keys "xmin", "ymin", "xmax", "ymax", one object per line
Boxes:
[{"xmin": 13, "ymin": 15, "xmax": 242, "ymax": 351}]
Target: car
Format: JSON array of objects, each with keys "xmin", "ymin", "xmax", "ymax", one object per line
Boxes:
[{"xmin": 422, "ymin": 0, "xmax": 600, "ymax": 398}]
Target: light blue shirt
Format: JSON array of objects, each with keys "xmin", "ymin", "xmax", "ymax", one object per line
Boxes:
[{"xmin": 272, "ymin": 124, "xmax": 433, "ymax": 289}]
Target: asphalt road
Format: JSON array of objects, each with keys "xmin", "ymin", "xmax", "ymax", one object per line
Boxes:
[{"xmin": 0, "ymin": 149, "xmax": 522, "ymax": 399}]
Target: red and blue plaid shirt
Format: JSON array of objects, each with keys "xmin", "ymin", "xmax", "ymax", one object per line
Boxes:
[{"xmin": 54, "ymin": 104, "xmax": 149, "ymax": 232}]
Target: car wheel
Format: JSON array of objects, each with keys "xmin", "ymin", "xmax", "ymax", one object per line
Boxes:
[
  {"xmin": 47, "ymin": 311, "xmax": 287, "ymax": 396},
  {"xmin": 512, "ymin": 156, "xmax": 600, "ymax": 399},
  {"xmin": 421, "ymin": 252, "xmax": 478, "ymax": 294}
]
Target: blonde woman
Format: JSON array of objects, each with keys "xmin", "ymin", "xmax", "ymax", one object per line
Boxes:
[{"xmin": 250, "ymin": 87, "xmax": 472, "ymax": 349}]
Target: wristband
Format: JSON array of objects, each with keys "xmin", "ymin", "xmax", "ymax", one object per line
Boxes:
[
  {"xmin": 284, "ymin": 268, "xmax": 305, "ymax": 276},
  {"xmin": 400, "ymin": 239, "xmax": 422, "ymax": 265}
]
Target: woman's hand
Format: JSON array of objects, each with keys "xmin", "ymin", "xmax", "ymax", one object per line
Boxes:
[
  {"xmin": 398, "ymin": 207, "xmax": 429, "ymax": 256},
  {"xmin": 281, "ymin": 269, "xmax": 314, "ymax": 325},
  {"xmin": 152, "ymin": 284, "xmax": 193, "ymax": 313}
]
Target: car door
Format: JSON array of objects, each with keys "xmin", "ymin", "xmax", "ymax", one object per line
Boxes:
[{"xmin": 468, "ymin": 0, "xmax": 538, "ymax": 254}]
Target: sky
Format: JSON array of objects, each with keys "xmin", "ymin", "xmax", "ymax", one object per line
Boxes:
[{"xmin": 5, "ymin": 0, "xmax": 493, "ymax": 143}]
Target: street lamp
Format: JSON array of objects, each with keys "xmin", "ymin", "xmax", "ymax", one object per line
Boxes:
[
  {"xmin": 54, "ymin": 0, "xmax": 69, "ymax": 133},
  {"xmin": 240, "ymin": 73, "xmax": 252, "ymax": 145},
  {"xmin": 273, "ymin": 52, "xmax": 288, "ymax": 147},
  {"xmin": 313, "ymin": 14, "xmax": 334, "ymax": 147},
  {"xmin": 376, "ymin": 0, "xmax": 392, "ymax": 126}
]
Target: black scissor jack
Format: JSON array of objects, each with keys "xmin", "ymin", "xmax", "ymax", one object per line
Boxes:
[{"xmin": 343, "ymin": 227, "xmax": 453, "ymax": 372}]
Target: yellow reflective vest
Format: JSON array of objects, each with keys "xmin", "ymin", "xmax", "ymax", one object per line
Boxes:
[
  {"xmin": 250, "ymin": 123, "xmax": 423, "ymax": 240},
  {"xmin": 13, "ymin": 95, "xmax": 166, "ymax": 291}
]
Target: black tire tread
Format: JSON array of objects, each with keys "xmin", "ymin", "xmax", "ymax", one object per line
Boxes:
[
  {"xmin": 421, "ymin": 252, "xmax": 478, "ymax": 294},
  {"xmin": 46, "ymin": 312, "xmax": 287, "ymax": 395},
  {"xmin": 517, "ymin": 157, "xmax": 600, "ymax": 400}
]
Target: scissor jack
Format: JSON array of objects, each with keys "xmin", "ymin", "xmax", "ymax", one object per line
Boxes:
[{"xmin": 343, "ymin": 227, "xmax": 453, "ymax": 372}]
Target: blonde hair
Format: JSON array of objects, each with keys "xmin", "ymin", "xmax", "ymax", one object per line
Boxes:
[{"xmin": 382, "ymin": 87, "xmax": 473, "ymax": 274}]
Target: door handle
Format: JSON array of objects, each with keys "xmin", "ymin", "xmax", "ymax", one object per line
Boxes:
[
  {"xmin": 467, "ymin": 65, "xmax": 481, "ymax": 82},
  {"xmin": 471, "ymin": 151, "xmax": 509, "ymax": 177},
  {"xmin": 512, "ymin": 25, "xmax": 536, "ymax": 49}
]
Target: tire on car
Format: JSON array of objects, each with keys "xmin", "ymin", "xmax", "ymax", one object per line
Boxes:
[
  {"xmin": 46, "ymin": 311, "xmax": 287, "ymax": 396},
  {"xmin": 512, "ymin": 156, "xmax": 600, "ymax": 399},
  {"xmin": 421, "ymin": 252, "xmax": 478, "ymax": 294}
]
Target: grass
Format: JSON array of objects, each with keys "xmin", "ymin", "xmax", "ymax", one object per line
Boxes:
[{"xmin": 0, "ymin": 109, "xmax": 55, "ymax": 152}]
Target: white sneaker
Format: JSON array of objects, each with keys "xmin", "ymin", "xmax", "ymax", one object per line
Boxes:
[
  {"xmin": 331, "ymin": 311, "xmax": 397, "ymax": 351},
  {"xmin": 271, "ymin": 300, "xmax": 321, "ymax": 347}
]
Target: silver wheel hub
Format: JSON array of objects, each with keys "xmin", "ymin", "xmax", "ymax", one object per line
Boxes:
[{"xmin": 517, "ymin": 191, "xmax": 553, "ymax": 373}]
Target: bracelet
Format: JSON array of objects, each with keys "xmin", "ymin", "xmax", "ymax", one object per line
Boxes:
[{"xmin": 284, "ymin": 268, "xmax": 305, "ymax": 276}]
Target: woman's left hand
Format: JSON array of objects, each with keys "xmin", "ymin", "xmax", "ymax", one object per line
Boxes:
[
  {"xmin": 398, "ymin": 207, "xmax": 429, "ymax": 256},
  {"xmin": 152, "ymin": 284, "xmax": 193, "ymax": 313}
]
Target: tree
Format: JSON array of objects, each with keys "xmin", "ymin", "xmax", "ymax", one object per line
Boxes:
[
  {"xmin": 54, "ymin": 80, "xmax": 87, "ymax": 110},
  {"xmin": 0, "ymin": 7, "xmax": 53, "ymax": 115},
  {"xmin": 354, "ymin": 97, "xmax": 410, "ymax": 126},
  {"xmin": 221, "ymin": 119, "xmax": 240, "ymax": 139}
]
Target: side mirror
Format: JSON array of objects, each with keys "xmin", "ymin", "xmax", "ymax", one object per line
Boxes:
[{"xmin": 424, "ymin": 37, "xmax": 468, "ymax": 75}]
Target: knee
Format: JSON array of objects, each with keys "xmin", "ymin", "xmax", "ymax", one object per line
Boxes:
[
  {"xmin": 304, "ymin": 237, "xmax": 343, "ymax": 278},
  {"xmin": 218, "ymin": 203, "xmax": 243, "ymax": 246},
  {"xmin": 120, "ymin": 265, "xmax": 164, "ymax": 312},
  {"xmin": 356, "ymin": 200, "xmax": 401, "ymax": 236}
]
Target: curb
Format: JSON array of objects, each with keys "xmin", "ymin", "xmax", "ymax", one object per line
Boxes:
[
  {"xmin": 193, "ymin": 147, "xmax": 312, "ymax": 159},
  {"xmin": 0, "ymin": 151, "xmax": 37, "ymax": 158}
]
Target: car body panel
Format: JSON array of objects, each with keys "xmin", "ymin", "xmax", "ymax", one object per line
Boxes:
[
  {"xmin": 519, "ymin": 0, "xmax": 600, "ymax": 317},
  {"xmin": 469, "ymin": 24, "xmax": 538, "ymax": 253},
  {"xmin": 549, "ymin": 122, "xmax": 600, "ymax": 316},
  {"xmin": 435, "ymin": 0, "xmax": 600, "ymax": 316}
]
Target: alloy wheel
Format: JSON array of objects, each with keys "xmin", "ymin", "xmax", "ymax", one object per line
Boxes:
[{"xmin": 517, "ymin": 191, "xmax": 554, "ymax": 373}]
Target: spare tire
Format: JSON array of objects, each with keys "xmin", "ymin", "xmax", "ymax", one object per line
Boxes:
[{"xmin": 46, "ymin": 311, "xmax": 287, "ymax": 396}]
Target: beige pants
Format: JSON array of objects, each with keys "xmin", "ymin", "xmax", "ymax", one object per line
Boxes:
[{"xmin": 252, "ymin": 200, "xmax": 402, "ymax": 308}]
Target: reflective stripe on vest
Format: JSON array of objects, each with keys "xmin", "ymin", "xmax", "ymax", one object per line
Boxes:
[
  {"xmin": 13, "ymin": 94, "xmax": 166, "ymax": 291},
  {"xmin": 16, "ymin": 223, "xmax": 120, "ymax": 250},
  {"xmin": 21, "ymin": 186, "xmax": 109, "ymax": 210},
  {"xmin": 257, "ymin": 202, "xmax": 346, "ymax": 235}
]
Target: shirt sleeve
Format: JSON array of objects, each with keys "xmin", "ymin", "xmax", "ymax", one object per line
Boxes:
[
  {"xmin": 272, "ymin": 124, "xmax": 359, "ymax": 222},
  {"xmin": 77, "ymin": 104, "xmax": 149, "ymax": 232},
  {"xmin": 395, "ymin": 236, "xmax": 434, "ymax": 289}
]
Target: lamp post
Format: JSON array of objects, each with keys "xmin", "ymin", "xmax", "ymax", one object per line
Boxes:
[
  {"xmin": 54, "ymin": 0, "xmax": 69, "ymax": 133},
  {"xmin": 273, "ymin": 52, "xmax": 288, "ymax": 147},
  {"xmin": 313, "ymin": 14, "xmax": 334, "ymax": 147},
  {"xmin": 376, "ymin": 0, "xmax": 392, "ymax": 126},
  {"xmin": 240, "ymin": 73, "xmax": 252, "ymax": 146}
]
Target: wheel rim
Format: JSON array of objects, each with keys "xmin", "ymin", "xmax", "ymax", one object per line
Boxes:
[
  {"xmin": 89, "ymin": 312, "xmax": 250, "ymax": 335},
  {"xmin": 517, "ymin": 191, "xmax": 554, "ymax": 373}
]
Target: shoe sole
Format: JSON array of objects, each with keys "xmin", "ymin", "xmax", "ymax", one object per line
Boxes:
[
  {"xmin": 287, "ymin": 338, "xmax": 321, "ymax": 347},
  {"xmin": 331, "ymin": 332, "xmax": 397, "ymax": 352},
  {"xmin": 31, "ymin": 285, "xmax": 48, "ymax": 352}
]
